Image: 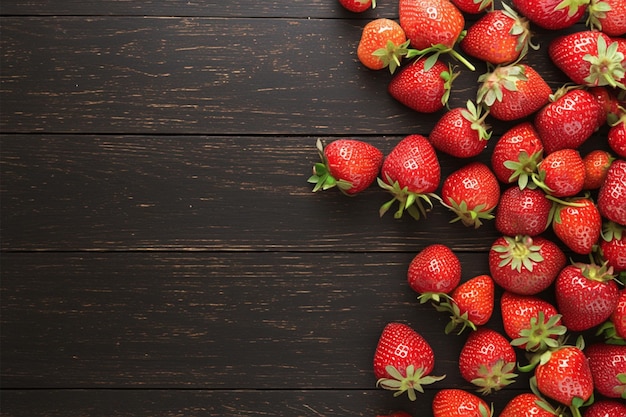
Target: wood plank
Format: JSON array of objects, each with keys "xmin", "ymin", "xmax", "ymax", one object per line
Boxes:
[{"xmin": 1, "ymin": 17, "xmax": 577, "ymax": 135}]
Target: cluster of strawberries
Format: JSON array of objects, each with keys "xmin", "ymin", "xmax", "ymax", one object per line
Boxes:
[{"xmin": 309, "ymin": 0, "xmax": 626, "ymax": 416}]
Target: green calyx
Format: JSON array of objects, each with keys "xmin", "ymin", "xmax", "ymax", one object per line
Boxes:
[
  {"xmin": 376, "ymin": 364, "xmax": 446, "ymax": 401},
  {"xmin": 501, "ymin": 2, "xmax": 540, "ymax": 64},
  {"xmin": 554, "ymin": 0, "xmax": 591, "ymax": 16},
  {"xmin": 573, "ymin": 260, "xmax": 615, "ymax": 283},
  {"xmin": 583, "ymin": 35, "xmax": 626, "ymax": 89},
  {"xmin": 493, "ymin": 235, "xmax": 544, "ymax": 272},
  {"xmin": 471, "ymin": 359, "xmax": 518, "ymax": 395},
  {"xmin": 372, "ymin": 39, "xmax": 411, "ymax": 74},
  {"xmin": 503, "ymin": 150, "xmax": 543, "ymax": 189},
  {"xmin": 442, "ymin": 198, "xmax": 494, "ymax": 229},
  {"xmin": 602, "ymin": 220, "xmax": 624, "ymax": 241},
  {"xmin": 461, "ymin": 100, "xmax": 492, "ymax": 142},
  {"xmin": 596, "ymin": 320, "xmax": 626, "ymax": 345},
  {"xmin": 377, "ymin": 175, "xmax": 438, "ymax": 221},
  {"xmin": 586, "ymin": 0, "xmax": 612, "ymax": 31},
  {"xmin": 477, "ymin": 64, "xmax": 528, "ymax": 107},
  {"xmin": 511, "ymin": 311, "xmax": 568, "ymax": 353},
  {"xmin": 433, "ymin": 297, "xmax": 477, "ymax": 335},
  {"xmin": 307, "ymin": 139, "xmax": 353, "ymax": 194}
]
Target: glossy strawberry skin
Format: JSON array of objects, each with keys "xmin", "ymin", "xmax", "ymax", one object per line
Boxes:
[
  {"xmin": 585, "ymin": 342, "xmax": 626, "ymax": 399},
  {"xmin": 600, "ymin": 226, "xmax": 626, "ymax": 273},
  {"xmin": 380, "ymin": 134, "xmax": 440, "ymax": 194},
  {"xmin": 608, "ymin": 119, "xmax": 626, "ymax": 158},
  {"xmin": 450, "ymin": 0, "xmax": 493, "ymax": 14},
  {"xmin": 512, "ymin": 0, "xmax": 587, "ymax": 30},
  {"xmin": 598, "ymin": 159, "xmax": 626, "ymax": 226},
  {"xmin": 535, "ymin": 346, "xmax": 594, "ymax": 406},
  {"xmin": 583, "ymin": 400, "xmax": 626, "ymax": 417},
  {"xmin": 587, "ymin": 0, "xmax": 626, "ymax": 37},
  {"xmin": 451, "ymin": 274, "xmax": 495, "ymax": 327},
  {"xmin": 373, "ymin": 322, "xmax": 435, "ymax": 380},
  {"xmin": 583, "ymin": 150, "xmax": 614, "ymax": 190},
  {"xmin": 536, "ymin": 148, "xmax": 586, "ymax": 198},
  {"xmin": 339, "ymin": 0, "xmax": 373, "ymax": 13},
  {"xmin": 500, "ymin": 393, "xmax": 556, "ymax": 417},
  {"xmin": 612, "ymin": 289, "xmax": 626, "ymax": 339},
  {"xmin": 432, "ymin": 389, "xmax": 491, "ymax": 417},
  {"xmin": 399, "ymin": 0, "xmax": 465, "ymax": 50},
  {"xmin": 357, "ymin": 18, "xmax": 407, "ymax": 72},
  {"xmin": 429, "ymin": 105, "xmax": 489, "ymax": 158},
  {"xmin": 490, "ymin": 122, "xmax": 543, "ymax": 185},
  {"xmin": 552, "ymin": 197, "xmax": 602, "ymax": 255},
  {"xmin": 407, "ymin": 244, "xmax": 461, "ymax": 294},
  {"xmin": 388, "ymin": 58, "xmax": 452, "ymax": 113},
  {"xmin": 495, "ymin": 186, "xmax": 551, "ymax": 237}
]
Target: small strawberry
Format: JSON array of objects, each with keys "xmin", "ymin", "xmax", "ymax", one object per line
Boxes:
[
  {"xmin": 428, "ymin": 100, "xmax": 491, "ymax": 158},
  {"xmin": 548, "ymin": 30, "xmax": 626, "ymax": 89},
  {"xmin": 408, "ymin": 243, "xmax": 462, "ymax": 300},
  {"xmin": 500, "ymin": 393, "xmax": 563, "ymax": 417},
  {"xmin": 495, "ymin": 186, "xmax": 552, "ymax": 237},
  {"xmin": 398, "ymin": 0, "xmax": 465, "ymax": 50},
  {"xmin": 489, "ymin": 235, "xmax": 566, "ymax": 295},
  {"xmin": 373, "ymin": 322, "xmax": 446, "ymax": 400},
  {"xmin": 583, "ymin": 149, "xmax": 615, "ymax": 190},
  {"xmin": 460, "ymin": 4, "xmax": 537, "ymax": 65},
  {"xmin": 597, "ymin": 159, "xmax": 626, "ymax": 226},
  {"xmin": 608, "ymin": 114, "xmax": 626, "ymax": 158},
  {"xmin": 435, "ymin": 274, "xmax": 495, "ymax": 334},
  {"xmin": 477, "ymin": 63, "xmax": 551, "ymax": 121},
  {"xmin": 511, "ymin": 0, "xmax": 589, "ymax": 30},
  {"xmin": 598, "ymin": 221, "xmax": 626, "ymax": 274},
  {"xmin": 555, "ymin": 261, "xmax": 620, "ymax": 331},
  {"xmin": 440, "ymin": 162, "xmax": 500, "ymax": 229},
  {"xmin": 339, "ymin": 0, "xmax": 375, "ymax": 13},
  {"xmin": 432, "ymin": 389, "xmax": 492, "ymax": 417},
  {"xmin": 490, "ymin": 122, "xmax": 543, "ymax": 187},
  {"xmin": 388, "ymin": 57, "xmax": 458, "ymax": 113},
  {"xmin": 585, "ymin": 342, "xmax": 626, "ymax": 399},
  {"xmin": 308, "ymin": 138, "xmax": 383, "ymax": 195},
  {"xmin": 586, "ymin": 0, "xmax": 626, "ymax": 37},
  {"xmin": 583, "ymin": 400, "xmax": 626, "ymax": 417},
  {"xmin": 534, "ymin": 87, "xmax": 603, "ymax": 155},
  {"xmin": 551, "ymin": 197, "xmax": 602, "ymax": 255},
  {"xmin": 378, "ymin": 134, "xmax": 441, "ymax": 220},
  {"xmin": 533, "ymin": 148, "xmax": 586, "ymax": 198},
  {"xmin": 450, "ymin": 0, "xmax": 493, "ymax": 14},
  {"xmin": 458, "ymin": 328, "xmax": 518, "ymax": 394},
  {"xmin": 500, "ymin": 291, "xmax": 566, "ymax": 352},
  {"xmin": 357, "ymin": 18, "xmax": 409, "ymax": 74}
]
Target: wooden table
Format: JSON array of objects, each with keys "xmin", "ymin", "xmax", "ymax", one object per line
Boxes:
[{"xmin": 0, "ymin": 1, "xmax": 614, "ymax": 416}]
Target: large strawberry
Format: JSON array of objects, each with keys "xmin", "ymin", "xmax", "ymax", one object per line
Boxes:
[
  {"xmin": 495, "ymin": 186, "xmax": 552, "ymax": 237},
  {"xmin": 500, "ymin": 393, "xmax": 563, "ymax": 417},
  {"xmin": 490, "ymin": 122, "xmax": 543, "ymax": 187},
  {"xmin": 551, "ymin": 196, "xmax": 602, "ymax": 255},
  {"xmin": 357, "ymin": 18, "xmax": 409, "ymax": 74},
  {"xmin": 555, "ymin": 261, "xmax": 620, "ymax": 331},
  {"xmin": 477, "ymin": 63, "xmax": 551, "ymax": 121},
  {"xmin": 432, "ymin": 389, "xmax": 492, "ymax": 417},
  {"xmin": 534, "ymin": 88, "xmax": 603, "ymax": 155},
  {"xmin": 308, "ymin": 138, "xmax": 383, "ymax": 195},
  {"xmin": 511, "ymin": 0, "xmax": 589, "ymax": 30},
  {"xmin": 548, "ymin": 30, "xmax": 626, "ymax": 89},
  {"xmin": 435, "ymin": 274, "xmax": 495, "ymax": 334},
  {"xmin": 585, "ymin": 342, "xmax": 626, "ymax": 399},
  {"xmin": 408, "ymin": 243, "xmax": 462, "ymax": 300},
  {"xmin": 378, "ymin": 134, "xmax": 441, "ymax": 220},
  {"xmin": 500, "ymin": 291, "xmax": 566, "ymax": 353},
  {"xmin": 398, "ymin": 0, "xmax": 464, "ymax": 51},
  {"xmin": 428, "ymin": 100, "xmax": 491, "ymax": 158},
  {"xmin": 440, "ymin": 162, "xmax": 500, "ymax": 229},
  {"xmin": 586, "ymin": 0, "xmax": 626, "ymax": 37},
  {"xmin": 583, "ymin": 149, "xmax": 614, "ymax": 190},
  {"xmin": 458, "ymin": 328, "xmax": 517, "ymax": 394},
  {"xmin": 597, "ymin": 159, "xmax": 626, "ymax": 226},
  {"xmin": 373, "ymin": 322, "xmax": 445, "ymax": 400},
  {"xmin": 489, "ymin": 234, "xmax": 565, "ymax": 295},
  {"xmin": 533, "ymin": 148, "xmax": 586, "ymax": 198},
  {"xmin": 583, "ymin": 400, "xmax": 626, "ymax": 417},
  {"xmin": 339, "ymin": 0, "xmax": 375, "ymax": 12}
]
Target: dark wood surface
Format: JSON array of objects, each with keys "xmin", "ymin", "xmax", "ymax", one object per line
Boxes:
[{"xmin": 0, "ymin": 1, "xmax": 615, "ymax": 416}]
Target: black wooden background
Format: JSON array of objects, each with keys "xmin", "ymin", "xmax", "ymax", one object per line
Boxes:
[{"xmin": 0, "ymin": 1, "xmax": 613, "ymax": 416}]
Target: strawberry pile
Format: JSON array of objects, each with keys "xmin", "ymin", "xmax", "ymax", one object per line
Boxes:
[{"xmin": 315, "ymin": 0, "xmax": 626, "ymax": 416}]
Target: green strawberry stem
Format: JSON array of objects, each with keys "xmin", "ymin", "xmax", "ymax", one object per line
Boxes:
[
  {"xmin": 432, "ymin": 296, "xmax": 477, "ymax": 335},
  {"xmin": 545, "ymin": 194, "xmax": 587, "ymax": 227},
  {"xmin": 377, "ymin": 176, "xmax": 438, "ymax": 221},
  {"xmin": 406, "ymin": 44, "xmax": 475, "ymax": 72},
  {"xmin": 376, "ymin": 364, "xmax": 446, "ymax": 401},
  {"xmin": 510, "ymin": 311, "xmax": 568, "ymax": 353}
]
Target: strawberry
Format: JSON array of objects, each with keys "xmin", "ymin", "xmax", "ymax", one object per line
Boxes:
[
  {"xmin": 586, "ymin": 0, "xmax": 626, "ymax": 37},
  {"xmin": 583, "ymin": 149, "xmax": 615, "ymax": 190},
  {"xmin": 587, "ymin": 86, "xmax": 622, "ymax": 127},
  {"xmin": 548, "ymin": 30, "xmax": 626, "ymax": 89},
  {"xmin": 388, "ymin": 57, "xmax": 457, "ymax": 113},
  {"xmin": 583, "ymin": 400, "xmax": 626, "ymax": 417},
  {"xmin": 489, "ymin": 235, "xmax": 565, "ymax": 295},
  {"xmin": 460, "ymin": 4, "xmax": 537, "ymax": 65},
  {"xmin": 450, "ymin": 0, "xmax": 493, "ymax": 13},
  {"xmin": 511, "ymin": 0, "xmax": 589, "ymax": 30},
  {"xmin": 555, "ymin": 261, "xmax": 620, "ymax": 331},
  {"xmin": 500, "ymin": 393, "xmax": 563, "ymax": 417},
  {"xmin": 339, "ymin": 0, "xmax": 375, "ymax": 13},
  {"xmin": 495, "ymin": 186, "xmax": 552, "ymax": 237},
  {"xmin": 432, "ymin": 389, "xmax": 492, "ymax": 417},
  {"xmin": 490, "ymin": 122, "xmax": 543, "ymax": 188},
  {"xmin": 599, "ymin": 221, "xmax": 626, "ymax": 273},
  {"xmin": 585, "ymin": 342, "xmax": 626, "ymax": 399},
  {"xmin": 435, "ymin": 274, "xmax": 495, "ymax": 334},
  {"xmin": 440, "ymin": 162, "xmax": 500, "ymax": 229},
  {"xmin": 608, "ymin": 115, "xmax": 626, "ymax": 158},
  {"xmin": 500, "ymin": 291, "xmax": 566, "ymax": 353},
  {"xmin": 357, "ymin": 18, "xmax": 409, "ymax": 74},
  {"xmin": 477, "ymin": 63, "xmax": 551, "ymax": 121},
  {"xmin": 378, "ymin": 134, "xmax": 441, "ymax": 220},
  {"xmin": 597, "ymin": 159, "xmax": 626, "ymax": 226},
  {"xmin": 552, "ymin": 197, "xmax": 602, "ymax": 255},
  {"xmin": 428, "ymin": 100, "xmax": 491, "ymax": 158},
  {"xmin": 458, "ymin": 328, "xmax": 518, "ymax": 394},
  {"xmin": 308, "ymin": 138, "xmax": 383, "ymax": 195},
  {"xmin": 373, "ymin": 322, "xmax": 445, "ymax": 400},
  {"xmin": 398, "ymin": 0, "xmax": 464, "ymax": 50},
  {"xmin": 408, "ymin": 243, "xmax": 462, "ymax": 300},
  {"xmin": 533, "ymin": 148, "xmax": 586, "ymax": 198},
  {"xmin": 534, "ymin": 88, "xmax": 603, "ymax": 155},
  {"xmin": 598, "ymin": 288, "xmax": 626, "ymax": 342}
]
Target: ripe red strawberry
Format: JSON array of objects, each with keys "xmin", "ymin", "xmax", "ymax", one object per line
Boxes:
[
  {"xmin": 490, "ymin": 122, "xmax": 543, "ymax": 187},
  {"xmin": 495, "ymin": 186, "xmax": 552, "ymax": 237},
  {"xmin": 500, "ymin": 291, "xmax": 566, "ymax": 352},
  {"xmin": 533, "ymin": 148, "xmax": 586, "ymax": 198},
  {"xmin": 388, "ymin": 57, "xmax": 457, "ymax": 113},
  {"xmin": 440, "ymin": 162, "xmax": 500, "ymax": 229},
  {"xmin": 585, "ymin": 342, "xmax": 626, "ymax": 399},
  {"xmin": 477, "ymin": 64, "xmax": 551, "ymax": 121},
  {"xmin": 599, "ymin": 221, "xmax": 626, "ymax": 273},
  {"xmin": 555, "ymin": 261, "xmax": 620, "ymax": 331},
  {"xmin": 373, "ymin": 322, "xmax": 445, "ymax": 400},
  {"xmin": 587, "ymin": 86, "xmax": 622, "ymax": 127},
  {"xmin": 460, "ymin": 4, "xmax": 536, "ymax": 65},
  {"xmin": 339, "ymin": 0, "xmax": 375, "ymax": 13},
  {"xmin": 600, "ymin": 288, "xmax": 626, "ymax": 341},
  {"xmin": 377, "ymin": 412, "xmax": 412, "ymax": 417},
  {"xmin": 534, "ymin": 88, "xmax": 603, "ymax": 155},
  {"xmin": 398, "ymin": 0, "xmax": 465, "ymax": 50},
  {"xmin": 489, "ymin": 235, "xmax": 565, "ymax": 295},
  {"xmin": 511, "ymin": 0, "xmax": 589, "ymax": 30},
  {"xmin": 308, "ymin": 138, "xmax": 383, "ymax": 195},
  {"xmin": 408, "ymin": 243, "xmax": 462, "ymax": 299},
  {"xmin": 428, "ymin": 100, "xmax": 491, "ymax": 158},
  {"xmin": 583, "ymin": 400, "xmax": 626, "ymax": 417},
  {"xmin": 587, "ymin": 0, "xmax": 626, "ymax": 37},
  {"xmin": 608, "ymin": 115, "xmax": 626, "ymax": 158},
  {"xmin": 435, "ymin": 274, "xmax": 495, "ymax": 334},
  {"xmin": 548, "ymin": 30, "xmax": 626, "ymax": 89},
  {"xmin": 583, "ymin": 149, "xmax": 614, "ymax": 190},
  {"xmin": 598, "ymin": 159, "xmax": 626, "ymax": 226},
  {"xmin": 432, "ymin": 389, "xmax": 492, "ymax": 417},
  {"xmin": 552, "ymin": 197, "xmax": 602, "ymax": 255},
  {"xmin": 357, "ymin": 18, "xmax": 409, "ymax": 74},
  {"xmin": 500, "ymin": 393, "xmax": 563, "ymax": 417},
  {"xmin": 458, "ymin": 328, "xmax": 517, "ymax": 394},
  {"xmin": 450, "ymin": 0, "xmax": 493, "ymax": 13},
  {"xmin": 378, "ymin": 134, "xmax": 441, "ymax": 220}
]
